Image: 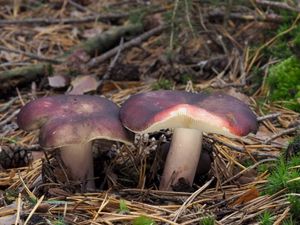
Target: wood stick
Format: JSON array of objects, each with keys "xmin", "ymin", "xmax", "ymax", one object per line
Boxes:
[
  {"xmin": 257, "ymin": 112, "xmax": 281, "ymax": 122},
  {"xmin": 264, "ymin": 125, "xmax": 300, "ymax": 144},
  {"xmin": 255, "ymin": 0, "xmax": 300, "ymax": 13},
  {"xmin": 207, "ymin": 11, "xmax": 283, "ymax": 23},
  {"xmin": 87, "ymin": 24, "xmax": 167, "ymax": 68},
  {"xmin": 0, "ymin": 14, "xmax": 127, "ymax": 26},
  {"xmin": 0, "ymin": 46, "xmax": 62, "ymax": 64},
  {"xmin": 0, "ymin": 7, "xmax": 167, "ymax": 26}
]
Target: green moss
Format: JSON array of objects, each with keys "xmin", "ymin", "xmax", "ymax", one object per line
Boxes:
[
  {"xmin": 293, "ymin": 32, "xmax": 300, "ymax": 48},
  {"xmin": 264, "ymin": 40, "xmax": 293, "ymax": 59},
  {"xmin": 128, "ymin": 6, "xmax": 154, "ymax": 24},
  {"xmin": 152, "ymin": 78, "xmax": 174, "ymax": 90},
  {"xmin": 118, "ymin": 199, "xmax": 129, "ymax": 214},
  {"xmin": 241, "ymin": 158, "xmax": 255, "ymax": 167},
  {"xmin": 254, "ymin": 97, "xmax": 270, "ymax": 115},
  {"xmin": 52, "ymin": 217, "xmax": 66, "ymax": 225},
  {"xmin": 259, "ymin": 211, "xmax": 274, "ymax": 225},
  {"xmin": 282, "ymin": 217, "xmax": 297, "ymax": 225},
  {"xmin": 263, "ymin": 21, "xmax": 300, "ymax": 59},
  {"xmin": 267, "ymin": 56, "xmax": 300, "ymax": 112},
  {"xmin": 133, "ymin": 216, "xmax": 156, "ymax": 225},
  {"xmin": 263, "ymin": 153, "xmax": 300, "ymax": 195},
  {"xmin": 4, "ymin": 189, "xmax": 19, "ymax": 204},
  {"xmin": 180, "ymin": 73, "xmax": 193, "ymax": 84},
  {"xmin": 288, "ymin": 195, "xmax": 300, "ymax": 221},
  {"xmin": 199, "ymin": 216, "xmax": 215, "ymax": 225},
  {"xmin": 263, "ymin": 136, "xmax": 300, "ymax": 195},
  {"xmin": 248, "ymin": 66, "xmax": 265, "ymax": 95}
]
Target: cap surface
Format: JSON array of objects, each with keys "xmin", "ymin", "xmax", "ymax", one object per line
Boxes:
[
  {"xmin": 120, "ymin": 90, "xmax": 258, "ymax": 137},
  {"xmin": 17, "ymin": 95, "xmax": 132, "ymax": 148}
]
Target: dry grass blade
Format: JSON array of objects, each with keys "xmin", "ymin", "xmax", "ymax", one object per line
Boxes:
[
  {"xmin": 24, "ymin": 195, "xmax": 44, "ymax": 225},
  {"xmin": 246, "ymin": 14, "xmax": 300, "ymax": 72},
  {"xmin": 172, "ymin": 177, "xmax": 214, "ymax": 222},
  {"xmin": 14, "ymin": 193, "xmax": 22, "ymax": 225},
  {"xmin": 221, "ymin": 158, "xmax": 276, "ymax": 186}
]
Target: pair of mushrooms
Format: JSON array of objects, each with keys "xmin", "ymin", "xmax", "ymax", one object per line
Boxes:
[{"xmin": 17, "ymin": 90, "xmax": 257, "ymax": 191}]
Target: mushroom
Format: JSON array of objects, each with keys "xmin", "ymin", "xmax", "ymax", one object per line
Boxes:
[
  {"xmin": 120, "ymin": 90, "xmax": 258, "ymax": 190},
  {"xmin": 17, "ymin": 95, "xmax": 132, "ymax": 190}
]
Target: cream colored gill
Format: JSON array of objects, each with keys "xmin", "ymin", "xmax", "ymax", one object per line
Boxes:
[{"xmin": 137, "ymin": 108, "xmax": 238, "ymax": 138}]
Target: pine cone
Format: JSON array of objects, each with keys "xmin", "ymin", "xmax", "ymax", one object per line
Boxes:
[{"xmin": 0, "ymin": 145, "xmax": 32, "ymax": 169}]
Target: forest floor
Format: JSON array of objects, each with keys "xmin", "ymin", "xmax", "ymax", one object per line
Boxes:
[{"xmin": 0, "ymin": 1, "xmax": 299, "ymax": 224}]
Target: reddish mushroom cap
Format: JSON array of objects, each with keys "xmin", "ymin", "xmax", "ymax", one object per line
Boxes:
[
  {"xmin": 17, "ymin": 95, "xmax": 132, "ymax": 148},
  {"xmin": 120, "ymin": 90, "xmax": 258, "ymax": 137}
]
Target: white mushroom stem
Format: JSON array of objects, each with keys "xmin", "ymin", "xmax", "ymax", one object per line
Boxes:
[
  {"xmin": 59, "ymin": 143, "xmax": 95, "ymax": 190},
  {"xmin": 159, "ymin": 128, "xmax": 202, "ymax": 190}
]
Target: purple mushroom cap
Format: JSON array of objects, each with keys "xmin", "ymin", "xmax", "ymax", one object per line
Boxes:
[
  {"xmin": 120, "ymin": 90, "xmax": 258, "ymax": 137},
  {"xmin": 18, "ymin": 95, "xmax": 132, "ymax": 148}
]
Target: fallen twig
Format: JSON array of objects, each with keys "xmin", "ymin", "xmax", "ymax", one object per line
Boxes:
[
  {"xmin": 0, "ymin": 64, "xmax": 51, "ymax": 91},
  {"xmin": 207, "ymin": 11, "xmax": 283, "ymax": 23},
  {"xmin": 255, "ymin": 0, "xmax": 300, "ymax": 13},
  {"xmin": 0, "ymin": 46, "xmax": 62, "ymax": 64},
  {"xmin": 0, "ymin": 7, "xmax": 167, "ymax": 26},
  {"xmin": 68, "ymin": 0, "xmax": 95, "ymax": 13},
  {"xmin": 172, "ymin": 177, "xmax": 215, "ymax": 222},
  {"xmin": 0, "ymin": 97, "xmax": 17, "ymax": 113},
  {"xmin": 221, "ymin": 158, "xmax": 277, "ymax": 186},
  {"xmin": 0, "ymin": 109, "xmax": 20, "ymax": 127},
  {"xmin": 257, "ymin": 112, "xmax": 281, "ymax": 122},
  {"xmin": 264, "ymin": 125, "xmax": 300, "ymax": 144},
  {"xmin": 208, "ymin": 135, "xmax": 279, "ymax": 158},
  {"xmin": 98, "ymin": 38, "xmax": 124, "ymax": 89},
  {"xmin": 69, "ymin": 23, "xmax": 143, "ymax": 56},
  {"xmin": 87, "ymin": 24, "xmax": 167, "ymax": 68},
  {"xmin": 0, "ymin": 14, "xmax": 127, "ymax": 26}
]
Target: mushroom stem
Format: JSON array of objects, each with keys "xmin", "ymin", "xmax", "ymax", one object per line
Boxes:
[
  {"xmin": 159, "ymin": 128, "xmax": 202, "ymax": 190},
  {"xmin": 60, "ymin": 143, "xmax": 95, "ymax": 190}
]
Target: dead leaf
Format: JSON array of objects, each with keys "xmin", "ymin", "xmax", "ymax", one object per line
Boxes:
[
  {"xmin": 231, "ymin": 187, "xmax": 259, "ymax": 206},
  {"xmin": 67, "ymin": 75, "xmax": 99, "ymax": 95},
  {"xmin": 48, "ymin": 75, "xmax": 70, "ymax": 88}
]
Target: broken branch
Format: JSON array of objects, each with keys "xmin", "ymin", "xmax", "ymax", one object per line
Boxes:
[{"xmin": 87, "ymin": 24, "xmax": 167, "ymax": 68}]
